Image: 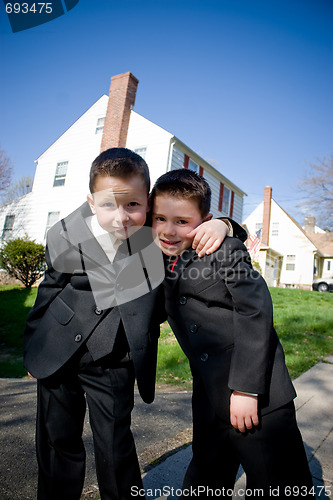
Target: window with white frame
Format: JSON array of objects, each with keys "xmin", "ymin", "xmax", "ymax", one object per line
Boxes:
[
  {"xmin": 188, "ymin": 159, "xmax": 199, "ymax": 173},
  {"xmin": 286, "ymin": 254, "xmax": 296, "ymax": 271},
  {"xmin": 255, "ymin": 222, "xmax": 263, "ymax": 232},
  {"xmin": 134, "ymin": 147, "xmax": 147, "ymax": 160},
  {"xmin": 1, "ymin": 214, "xmax": 15, "ymax": 240},
  {"xmin": 45, "ymin": 211, "xmax": 60, "ymax": 238},
  {"xmin": 53, "ymin": 161, "xmax": 68, "ymax": 187},
  {"xmin": 95, "ymin": 117, "xmax": 105, "ymax": 134},
  {"xmin": 328, "ymin": 261, "xmax": 331, "ymax": 272},
  {"xmin": 271, "ymin": 222, "xmax": 279, "ymax": 236},
  {"xmin": 222, "ymin": 186, "xmax": 231, "ymax": 214}
]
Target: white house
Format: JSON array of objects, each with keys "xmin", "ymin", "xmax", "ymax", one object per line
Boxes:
[
  {"xmin": 1, "ymin": 72, "xmax": 246, "ymax": 245},
  {"xmin": 244, "ymin": 186, "xmax": 333, "ymax": 289}
]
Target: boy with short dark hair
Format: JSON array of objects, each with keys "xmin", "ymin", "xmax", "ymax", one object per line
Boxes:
[
  {"xmin": 151, "ymin": 169, "xmax": 313, "ymax": 498},
  {"xmin": 24, "ymin": 148, "xmax": 231, "ymax": 500}
]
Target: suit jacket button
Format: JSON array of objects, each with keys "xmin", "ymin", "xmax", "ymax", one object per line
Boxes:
[
  {"xmin": 179, "ymin": 296, "xmax": 187, "ymax": 305},
  {"xmin": 189, "ymin": 324, "xmax": 198, "ymax": 333},
  {"xmin": 95, "ymin": 307, "xmax": 103, "ymax": 315},
  {"xmin": 200, "ymin": 353, "xmax": 208, "ymax": 362},
  {"xmin": 74, "ymin": 334, "xmax": 82, "ymax": 342}
]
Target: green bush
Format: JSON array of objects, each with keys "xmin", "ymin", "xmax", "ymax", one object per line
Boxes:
[{"xmin": 0, "ymin": 237, "xmax": 46, "ymax": 288}]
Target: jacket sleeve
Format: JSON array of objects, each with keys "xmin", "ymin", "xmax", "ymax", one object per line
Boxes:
[
  {"xmin": 219, "ymin": 217, "xmax": 248, "ymax": 243},
  {"xmin": 216, "ymin": 237, "xmax": 275, "ymax": 395},
  {"xmin": 23, "ymin": 226, "xmax": 72, "ymax": 355}
]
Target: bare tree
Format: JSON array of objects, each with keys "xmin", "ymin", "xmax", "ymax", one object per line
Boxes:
[
  {"xmin": 298, "ymin": 154, "xmax": 333, "ymax": 231},
  {"xmin": 0, "ymin": 148, "xmax": 12, "ymax": 199},
  {"xmin": 2, "ymin": 176, "xmax": 33, "ymax": 204}
]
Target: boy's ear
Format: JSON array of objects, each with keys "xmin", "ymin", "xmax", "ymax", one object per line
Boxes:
[
  {"xmin": 203, "ymin": 213, "xmax": 213, "ymax": 222},
  {"xmin": 87, "ymin": 194, "xmax": 96, "ymax": 215}
]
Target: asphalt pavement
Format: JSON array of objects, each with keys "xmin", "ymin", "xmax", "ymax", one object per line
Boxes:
[{"xmin": 0, "ymin": 356, "xmax": 332, "ymax": 500}]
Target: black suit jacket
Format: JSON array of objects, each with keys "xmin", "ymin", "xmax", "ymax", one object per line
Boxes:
[
  {"xmin": 164, "ymin": 236, "xmax": 296, "ymax": 420},
  {"xmin": 24, "ymin": 202, "xmax": 165, "ymax": 404}
]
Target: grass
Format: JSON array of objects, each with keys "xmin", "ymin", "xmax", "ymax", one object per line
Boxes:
[
  {"xmin": 270, "ymin": 287, "xmax": 333, "ymax": 379},
  {"xmin": 156, "ymin": 322, "xmax": 193, "ymax": 390},
  {"xmin": 0, "ymin": 285, "xmax": 37, "ymax": 377},
  {"xmin": 0, "ymin": 285, "xmax": 332, "ymax": 384}
]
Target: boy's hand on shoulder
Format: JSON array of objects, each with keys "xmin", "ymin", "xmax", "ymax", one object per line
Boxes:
[
  {"xmin": 230, "ymin": 391, "xmax": 259, "ymax": 433},
  {"xmin": 188, "ymin": 219, "xmax": 229, "ymax": 258}
]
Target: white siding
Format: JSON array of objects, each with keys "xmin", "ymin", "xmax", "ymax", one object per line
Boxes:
[
  {"xmin": 170, "ymin": 147, "xmax": 185, "ymax": 171},
  {"xmin": 323, "ymin": 259, "xmax": 333, "ymax": 278},
  {"xmin": 231, "ymin": 192, "xmax": 243, "ymax": 222},
  {"xmin": 203, "ymin": 169, "xmax": 222, "ymax": 218},
  {"xmin": 126, "ymin": 111, "xmax": 173, "ymax": 188},
  {"xmin": 0, "ymin": 192, "xmax": 33, "ymax": 246}
]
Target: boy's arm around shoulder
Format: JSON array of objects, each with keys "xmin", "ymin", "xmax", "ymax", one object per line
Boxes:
[
  {"xmin": 214, "ymin": 236, "xmax": 275, "ymax": 396},
  {"xmin": 190, "ymin": 218, "xmax": 247, "ymax": 257}
]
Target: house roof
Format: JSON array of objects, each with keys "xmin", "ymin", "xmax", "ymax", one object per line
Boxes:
[
  {"xmin": 271, "ymin": 198, "xmax": 325, "ymax": 254},
  {"xmin": 268, "ymin": 198, "xmax": 333, "ymax": 257},
  {"xmin": 274, "ymin": 199, "xmax": 333, "ymax": 256},
  {"xmin": 306, "ymin": 232, "xmax": 333, "ymax": 257}
]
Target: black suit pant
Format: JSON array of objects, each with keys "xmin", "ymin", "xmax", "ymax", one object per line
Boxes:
[
  {"xmin": 183, "ymin": 376, "xmax": 313, "ymax": 499},
  {"xmin": 36, "ymin": 347, "xmax": 142, "ymax": 500}
]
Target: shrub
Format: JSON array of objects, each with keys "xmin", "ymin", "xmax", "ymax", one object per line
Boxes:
[{"xmin": 0, "ymin": 236, "xmax": 46, "ymax": 288}]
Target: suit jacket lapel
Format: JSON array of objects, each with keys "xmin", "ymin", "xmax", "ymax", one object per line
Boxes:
[
  {"xmin": 63, "ymin": 202, "xmax": 111, "ymax": 269},
  {"xmin": 165, "ymin": 247, "xmax": 198, "ymax": 290}
]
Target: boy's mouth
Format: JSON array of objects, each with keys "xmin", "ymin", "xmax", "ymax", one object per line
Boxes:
[{"xmin": 160, "ymin": 238, "xmax": 181, "ymax": 247}]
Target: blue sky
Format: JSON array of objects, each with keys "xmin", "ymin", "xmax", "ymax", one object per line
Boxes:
[{"xmin": 0, "ymin": 0, "xmax": 332, "ymax": 222}]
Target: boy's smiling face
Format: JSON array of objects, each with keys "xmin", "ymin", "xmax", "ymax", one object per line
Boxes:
[
  {"xmin": 87, "ymin": 174, "xmax": 149, "ymax": 239},
  {"xmin": 152, "ymin": 194, "xmax": 210, "ymax": 257}
]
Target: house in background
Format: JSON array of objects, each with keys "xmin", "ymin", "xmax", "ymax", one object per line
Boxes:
[
  {"xmin": 0, "ymin": 72, "xmax": 246, "ymax": 245},
  {"xmin": 244, "ymin": 186, "xmax": 333, "ymax": 289},
  {"xmin": 302, "ymin": 217, "xmax": 333, "ymax": 280}
]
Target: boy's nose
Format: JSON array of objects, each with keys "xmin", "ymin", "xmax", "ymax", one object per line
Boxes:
[
  {"xmin": 164, "ymin": 222, "xmax": 176, "ymax": 236},
  {"xmin": 114, "ymin": 207, "xmax": 129, "ymax": 225}
]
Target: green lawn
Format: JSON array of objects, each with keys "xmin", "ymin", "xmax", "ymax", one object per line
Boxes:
[
  {"xmin": 0, "ymin": 285, "xmax": 37, "ymax": 377},
  {"xmin": 0, "ymin": 285, "xmax": 332, "ymax": 384}
]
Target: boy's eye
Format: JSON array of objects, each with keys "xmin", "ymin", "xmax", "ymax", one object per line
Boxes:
[
  {"xmin": 128, "ymin": 202, "xmax": 139, "ymax": 207},
  {"xmin": 154, "ymin": 216, "xmax": 165, "ymax": 222},
  {"xmin": 102, "ymin": 202, "xmax": 115, "ymax": 208},
  {"xmin": 177, "ymin": 220, "xmax": 188, "ymax": 225}
]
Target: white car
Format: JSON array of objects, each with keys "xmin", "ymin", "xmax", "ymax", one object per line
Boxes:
[{"xmin": 312, "ymin": 276, "xmax": 333, "ymax": 292}]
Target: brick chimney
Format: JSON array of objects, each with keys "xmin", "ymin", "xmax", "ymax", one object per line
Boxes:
[
  {"xmin": 262, "ymin": 186, "xmax": 272, "ymax": 246},
  {"xmin": 304, "ymin": 216, "xmax": 316, "ymax": 233},
  {"xmin": 100, "ymin": 72, "xmax": 139, "ymax": 152}
]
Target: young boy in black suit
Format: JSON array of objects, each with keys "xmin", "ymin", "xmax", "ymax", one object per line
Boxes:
[
  {"xmin": 151, "ymin": 169, "xmax": 313, "ymax": 498},
  {"xmin": 23, "ymin": 148, "xmax": 232, "ymax": 500}
]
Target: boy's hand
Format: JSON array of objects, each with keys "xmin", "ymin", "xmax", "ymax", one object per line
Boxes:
[
  {"xmin": 230, "ymin": 391, "xmax": 259, "ymax": 433},
  {"xmin": 188, "ymin": 219, "xmax": 229, "ymax": 257}
]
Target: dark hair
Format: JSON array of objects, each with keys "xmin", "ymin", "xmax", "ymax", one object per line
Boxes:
[
  {"xmin": 89, "ymin": 148, "xmax": 150, "ymax": 194},
  {"xmin": 150, "ymin": 168, "xmax": 211, "ymax": 217}
]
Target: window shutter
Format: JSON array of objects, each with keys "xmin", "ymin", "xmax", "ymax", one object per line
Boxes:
[
  {"xmin": 183, "ymin": 154, "xmax": 189, "ymax": 169},
  {"xmin": 230, "ymin": 191, "xmax": 234, "ymax": 217},
  {"xmin": 218, "ymin": 183, "xmax": 224, "ymax": 211},
  {"xmin": 199, "ymin": 166, "xmax": 203, "ymax": 176}
]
